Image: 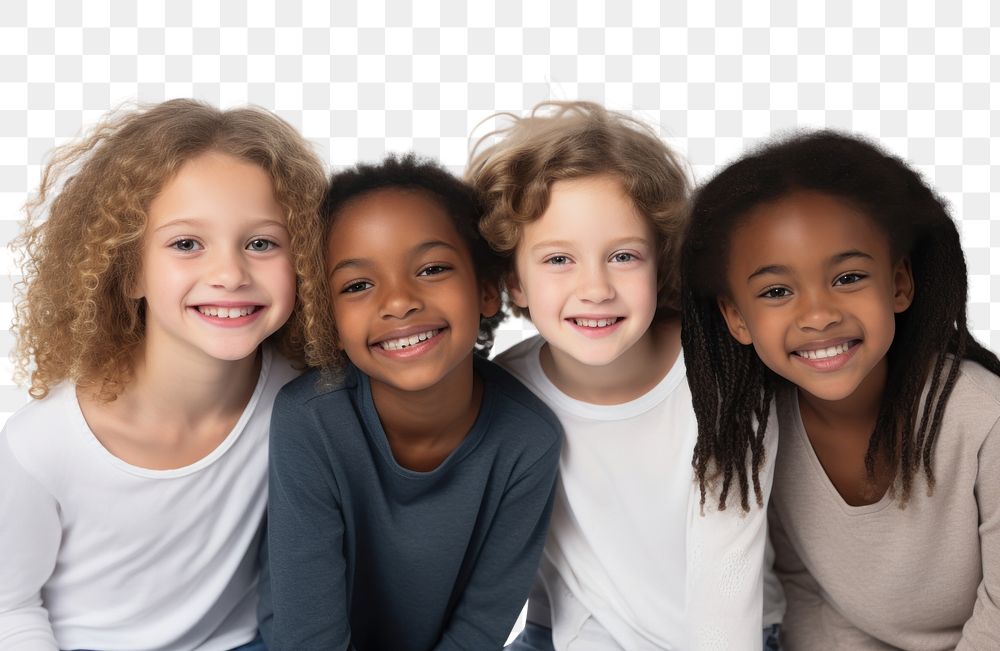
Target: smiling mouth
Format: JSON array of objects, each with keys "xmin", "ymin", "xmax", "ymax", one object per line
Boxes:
[
  {"xmin": 793, "ymin": 340, "xmax": 859, "ymax": 360},
  {"xmin": 570, "ymin": 317, "xmax": 620, "ymax": 328},
  {"xmin": 376, "ymin": 329, "xmax": 442, "ymax": 351},
  {"xmin": 197, "ymin": 306, "xmax": 261, "ymax": 319}
]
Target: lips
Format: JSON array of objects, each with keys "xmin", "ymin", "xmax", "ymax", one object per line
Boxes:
[
  {"xmin": 571, "ymin": 317, "xmax": 620, "ymax": 328},
  {"xmin": 375, "ymin": 328, "xmax": 441, "ymax": 351},
  {"xmin": 369, "ymin": 324, "xmax": 449, "ymax": 353},
  {"xmin": 196, "ymin": 305, "xmax": 260, "ymax": 319},
  {"xmin": 792, "ymin": 339, "xmax": 859, "ymax": 360}
]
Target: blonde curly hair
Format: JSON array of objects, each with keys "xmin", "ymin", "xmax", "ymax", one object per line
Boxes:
[
  {"xmin": 465, "ymin": 101, "xmax": 691, "ymax": 322},
  {"xmin": 14, "ymin": 99, "xmax": 328, "ymax": 401}
]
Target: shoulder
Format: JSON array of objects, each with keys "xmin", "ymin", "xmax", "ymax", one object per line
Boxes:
[
  {"xmin": 4, "ymin": 383, "xmax": 76, "ymax": 451},
  {"xmin": 945, "ymin": 359, "xmax": 1000, "ymax": 435},
  {"xmin": 2, "ymin": 383, "xmax": 81, "ymax": 491},
  {"xmin": 269, "ymin": 364, "xmax": 364, "ymax": 456},
  {"xmin": 493, "ymin": 335, "xmax": 543, "ymax": 378},
  {"xmin": 261, "ymin": 346, "xmax": 304, "ymax": 392},
  {"xmin": 273, "ymin": 362, "xmax": 358, "ymax": 412},
  {"xmin": 953, "ymin": 359, "xmax": 1000, "ymax": 413},
  {"xmin": 930, "ymin": 359, "xmax": 1000, "ymax": 465},
  {"xmin": 476, "ymin": 355, "xmax": 563, "ymax": 452}
]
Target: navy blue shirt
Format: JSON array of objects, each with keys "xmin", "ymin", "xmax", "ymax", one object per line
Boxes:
[{"xmin": 259, "ymin": 355, "xmax": 562, "ymax": 651}]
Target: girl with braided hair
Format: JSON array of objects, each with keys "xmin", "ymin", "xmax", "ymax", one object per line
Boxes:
[{"xmin": 682, "ymin": 130, "xmax": 1000, "ymax": 650}]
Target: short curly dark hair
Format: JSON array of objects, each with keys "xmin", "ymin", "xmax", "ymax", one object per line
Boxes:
[{"xmin": 303, "ymin": 153, "xmax": 506, "ymax": 371}]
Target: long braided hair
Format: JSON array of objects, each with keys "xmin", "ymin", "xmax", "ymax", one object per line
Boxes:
[{"xmin": 682, "ymin": 131, "xmax": 1000, "ymax": 511}]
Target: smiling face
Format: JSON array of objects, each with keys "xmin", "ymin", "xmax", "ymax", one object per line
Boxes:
[
  {"xmin": 510, "ymin": 174, "xmax": 659, "ymax": 375},
  {"xmin": 718, "ymin": 191, "xmax": 913, "ymax": 404},
  {"xmin": 135, "ymin": 150, "xmax": 295, "ymax": 365},
  {"xmin": 326, "ymin": 188, "xmax": 499, "ymax": 395}
]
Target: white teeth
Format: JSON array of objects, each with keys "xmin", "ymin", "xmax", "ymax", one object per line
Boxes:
[
  {"xmin": 797, "ymin": 342, "xmax": 852, "ymax": 360},
  {"xmin": 573, "ymin": 317, "xmax": 619, "ymax": 328},
  {"xmin": 378, "ymin": 329, "xmax": 440, "ymax": 351},
  {"xmin": 197, "ymin": 306, "xmax": 257, "ymax": 318}
]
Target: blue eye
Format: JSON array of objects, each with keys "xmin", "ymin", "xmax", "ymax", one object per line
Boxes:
[
  {"xmin": 170, "ymin": 239, "xmax": 200, "ymax": 252},
  {"xmin": 544, "ymin": 255, "xmax": 570, "ymax": 265},
  {"xmin": 342, "ymin": 280, "xmax": 373, "ymax": 294},
  {"xmin": 247, "ymin": 239, "xmax": 276, "ymax": 252},
  {"xmin": 611, "ymin": 252, "xmax": 636, "ymax": 263}
]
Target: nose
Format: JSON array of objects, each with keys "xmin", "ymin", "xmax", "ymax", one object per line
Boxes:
[
  {"xmin": 209, "ymin": 248, "xmax": 251, "ymax": 291},
  {"xmin": 378, "ymin": 277, "xmax": 423, "ymax": 319},
  {"xmin": 576, "ymin": 263, "xmax": 615, "ymax": 303},
  {"xmin": 796, "ymin": 288, "xmax": 841, "ymax": 331}
]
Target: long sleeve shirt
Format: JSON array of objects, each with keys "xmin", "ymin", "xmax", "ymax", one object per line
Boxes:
[{"xmin": 259, "ymin": 355, "xmax": 562, "ymax": 651}]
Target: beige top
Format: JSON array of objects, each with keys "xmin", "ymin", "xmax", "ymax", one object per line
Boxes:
[{"xmin": 769, "ymin": 360, "xmax": 1000, "ymax": 651}]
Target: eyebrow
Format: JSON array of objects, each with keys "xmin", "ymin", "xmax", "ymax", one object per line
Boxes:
[
  {"xmin": 328, "ymin": 240, "xmax": 460, "ymax": 277},
  {"xmin": 746, "ymin": 249, "xmax": 875, "ymax": 283},
  {"xmin": 153, "ymin": 217, "xmax": 287, "ymax": 233},
  {"xmin": 529, "ymin": 237, "xmax": 651, "ymax": 253}
]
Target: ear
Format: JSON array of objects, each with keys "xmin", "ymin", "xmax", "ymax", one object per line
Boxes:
[
  {"xmin": 479, "ymin": 280, "xmax": 502, "ymax": 318},
  {"xmin": 717, "ymin": 296, "xmax": 754, "ymax": 346},
  {"xmin": 892, "ymin": 257, "xmax": 914, "ymax": 314},
  {"xmin": 505, "ymin": 271, "xmax": 529, "ymax": 310}
]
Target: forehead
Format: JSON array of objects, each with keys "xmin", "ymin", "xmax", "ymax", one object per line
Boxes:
[
  {"xmin": 148, "ymin": 151, "xmax": 280, "ymax": 225},
  {"xmin": 327, "ymin": 187, "xmax": 466, "ymax": 254},
  {"xmin": 730, "ymin": 191, "xmax": 891, "ymax": 264},
  {"xmin": 524, "ymin": 174, "xmax": 650, "ymax": 241}
]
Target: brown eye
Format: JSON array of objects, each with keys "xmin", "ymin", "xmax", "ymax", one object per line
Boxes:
[
  {"xmin": 761, "ymin": 287, "xmax": 790, "ymax": 299},
  {"xmin": 834, "ymin": 273, "xmax": 866, "ymax": 286}
]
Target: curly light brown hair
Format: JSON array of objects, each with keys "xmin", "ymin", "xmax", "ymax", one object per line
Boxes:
[
  {"xmin": 14, "ymin": 99, "xmax": 328, "ymax": 401},
  {"xmin": 465, "ymin": 101, "xmax": 691, "ymax": 322}
]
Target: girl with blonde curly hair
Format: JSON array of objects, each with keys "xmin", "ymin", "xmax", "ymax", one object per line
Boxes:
[{"xmin": 0, "ymin": 99, "xmax": 326, "ymax": 651}]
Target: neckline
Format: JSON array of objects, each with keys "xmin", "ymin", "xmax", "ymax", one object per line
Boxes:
[
  {"xmin": 788, "ymin": 388, "xmax": 893, "ymax": 516},
  {"xmin": 525, "ymin": 335, "xmax": 686, "ymax": 420},
  {"xmin": 69, "ymin": 347, "xmax": 272, "ymax": 478},
  {"xmin": 357, "ymin": 356, "xmax": 495, "ymax": 479}
]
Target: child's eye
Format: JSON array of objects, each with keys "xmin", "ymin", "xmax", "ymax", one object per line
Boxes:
[
  {"xmin": 247, "ymin": 238, "xmax": 277, "ymax": 252},
  {"xmin": 170, "ymin": 239, "xmax": 201, "ymax": 252},
  {"xmin": 544, "ymin": 255, "xmax": 571, "ymax": 265},
  {"xmin": 759, "ymin": 286, "xmax": 791, "ymax": 299},
  {"xmin": 418, "ymin": 264, "xmax": 452, "ymax": 276},
  {"xmin": 342, "ymin": 280, "xmax": 373, "ymax": 294},
  {"xmin": 610, "ymin": 251, "xmax": 636, "ymax": 263},
  {"xmin": 834, "ymin": 272, "xmax": 867, "ymax": 286}
]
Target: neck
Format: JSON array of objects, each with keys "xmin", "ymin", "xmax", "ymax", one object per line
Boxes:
[
  {"xmin": 122, "ymin": 337, "xmax": 262, "ymax": 429},
  {"xmin": 369, "ymin": 353, "xmax": 481, "ymax": 447},
  {"xmin": 798, "ymin": 356, "xmax": 888, "ymax": 431},
  {"xmin": 541, "ymin": 318, "xmax": 681, "ymax": 404}
]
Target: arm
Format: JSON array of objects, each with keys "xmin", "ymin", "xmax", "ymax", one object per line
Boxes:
[
  {"xmin": 766, "ymin": 501, "xmax": 829, "ymax": 650},
  {"xmin": 957, "ymin": 415, "xmax": 1000, "ymax": 650},
  {"xmin": 0, "ymin": 432, "xmax": 61, "ymax": 651},
  {"xmin": 433, "ymin": 436, "xmax": 561, "ymax": 651},
  {"xmin": 258, "ymin": 395, "xmax": 352, "ymax": 651},
  {"xmin": 685, "ymin": 407, "xmax": 779, "ymax": 651}
]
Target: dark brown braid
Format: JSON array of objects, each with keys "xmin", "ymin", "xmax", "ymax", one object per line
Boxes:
[{"xmin": 682, "ymin": 131, "xmax": 1000, "ymax": 511}]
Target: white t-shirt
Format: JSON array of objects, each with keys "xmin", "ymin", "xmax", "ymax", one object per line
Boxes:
[
  {"xmin": 0, "ymin": 347, "xmax": 298, "ymax": 651},
  {"xmin": 498, "ymin": 336, "xmax": 777, "ymax": 651}
]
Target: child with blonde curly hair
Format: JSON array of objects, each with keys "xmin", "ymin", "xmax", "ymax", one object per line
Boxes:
[
  {"xmin": 467, "ymin": 102, "xmax": 778, "ymax": 651},
  {"xmin": 0, "ymin": 99, "xmax": 326, "ymax": 651}
]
